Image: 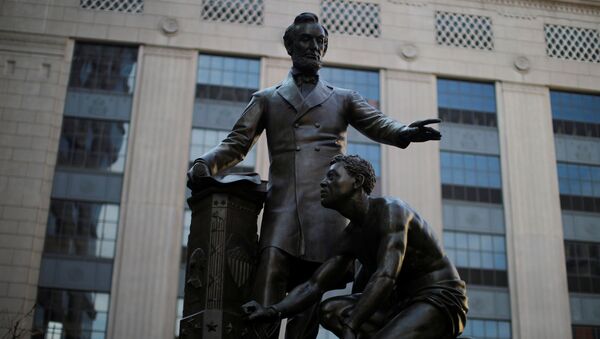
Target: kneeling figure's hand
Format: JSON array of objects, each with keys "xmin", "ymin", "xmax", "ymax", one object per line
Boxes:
[{"xmin": 241, "ymin": 300, "xmax": 280, "ymax": 322}]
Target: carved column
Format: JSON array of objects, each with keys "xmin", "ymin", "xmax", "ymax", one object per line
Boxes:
[{"xmin": 181, "ymin": 175, "xmax": 266, "ymax": 339}]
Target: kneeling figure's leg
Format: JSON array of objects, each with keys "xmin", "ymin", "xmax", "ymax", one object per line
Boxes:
[
  {"xmin": 373, "ymin": 302, "xmax": 449, "ymax": 339},
  {"xmin": 320, "ymin": 295, "xmax": 388, "ymax": 338}
]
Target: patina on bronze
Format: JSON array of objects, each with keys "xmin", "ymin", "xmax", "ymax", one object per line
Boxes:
[
  {"xmin": 187, "ymin": 12, "xmax": 442, "ymax": 339},
  {"xmin": 181, "ymin": 174, "xmax": 267, "ymax": 339},
  {"xmin": 242, "ymin": 155, "xmax": 468, "ymax": 339}
]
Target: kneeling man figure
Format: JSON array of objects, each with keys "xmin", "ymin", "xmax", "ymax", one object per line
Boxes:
[{"xmin": 243, "ymin": 155, "xmax": 468, "ymax": 339}]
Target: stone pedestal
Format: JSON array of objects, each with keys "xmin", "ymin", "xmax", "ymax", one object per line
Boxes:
[{"xmin": 180, "ymin": 174, "xmax": 267, "ymax": 339}]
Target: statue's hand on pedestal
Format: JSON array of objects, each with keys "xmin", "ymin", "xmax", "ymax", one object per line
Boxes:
[
  {"xmin": 241, "ymin": 301, "xmax": 280, "ymax": 322},
  {"xmin": 186, "ymin": 162, "xmax": 210, "ymax": 189}
]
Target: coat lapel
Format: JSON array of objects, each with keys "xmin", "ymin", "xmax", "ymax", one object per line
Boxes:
[
  {"xmin": 276, "ymin": 74, "xmax": 304, "ymax": 113},
  {"xmin": 276, "ymin": 73, "xmax": 335, "ymax": 120},
  {"xmin": 294, "ymin": 79, "xmax": 334, "ymax": 121}
]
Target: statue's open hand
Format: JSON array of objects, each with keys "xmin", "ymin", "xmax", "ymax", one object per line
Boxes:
[
  {"xmin": 400, "ymin": 118, "xmax": 442, "ymax": 143},
  {"xmin": 241, "ymin": 301, "xmax": 279, "ymax": 322}
]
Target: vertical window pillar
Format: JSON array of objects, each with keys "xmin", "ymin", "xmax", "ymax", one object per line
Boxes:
[
  {"xmin": 498, "ymin": 82, "xmax": 570, "ymax": 338},
  {"xmin": 108, "ymin": 46, "xmax": 197, "ymax": 339}
]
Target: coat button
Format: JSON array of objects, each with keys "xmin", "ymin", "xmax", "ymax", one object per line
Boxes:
[
  {"xmin": 314, "ymin": 146, "xmax": 320, "ymax": 152},
  {"xmin": 296, "ymin": 146, "xmax": 301, "ymax": 151},
  {"xmin": 294, "ymin": 123, "xmax": 299, "ymax": 128},
  {"xmin": 314, "ymin": 122, "xmax": 321, "ymax": 128}
]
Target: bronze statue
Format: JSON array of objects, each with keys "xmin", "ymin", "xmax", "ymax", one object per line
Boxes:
[
  {"xmin": 187, "ymin": 12, "xmax": 442, "ymax": 338},
  {"xmin": 242, "ymin": 155, "xmax": 468, "ymax": 339}
]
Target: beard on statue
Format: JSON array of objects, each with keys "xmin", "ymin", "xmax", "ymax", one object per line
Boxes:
[{"xmin": 292, "ymin": 56, "xmax": 321, "ymax": 75}]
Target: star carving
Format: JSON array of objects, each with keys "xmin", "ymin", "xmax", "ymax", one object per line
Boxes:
[{"xmin": 206, "ymin": 321, "xmax": 218, "ymax": 332}]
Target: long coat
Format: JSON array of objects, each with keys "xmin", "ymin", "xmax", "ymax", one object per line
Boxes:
[{"xmin": 198, "ymin": 73, "xmax": 409, "ymax": 263}]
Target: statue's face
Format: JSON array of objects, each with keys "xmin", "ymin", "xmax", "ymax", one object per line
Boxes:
[
  {"xmin": 290, "ymin": 23, "xmax": 327, "ymax": 73},
  {"xmin": 320, "ymin": 163, "xmax": 356, "ymax": 208}
]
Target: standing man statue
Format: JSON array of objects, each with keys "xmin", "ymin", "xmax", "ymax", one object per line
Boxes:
[
  {"xmin": 242, "ymin": 155, "xmax": 468, "ymax": 339},
  {"xmin": 187, "ymin": 12, "xmax": 442, "ymax": 339}
]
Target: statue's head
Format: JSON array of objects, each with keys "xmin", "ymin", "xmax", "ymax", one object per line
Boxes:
[
  {"xmin": 283, "ymin": 12, "xmax": 329, "ymax": 74},
  {"xmin": 320, "ymin": 155, "xmax": 376, "ymax": 208}
]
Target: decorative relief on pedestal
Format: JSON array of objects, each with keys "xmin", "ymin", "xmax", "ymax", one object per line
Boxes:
[
  {"xmin": 187, "ymin": 248, "xmax": 206, "ymax": 289},
  {"xmin": 226, "ymin": 247, "xmax": 254, "ymax": 288},
  {"xmin": 207, "ymin": 210, "xmax": 226, "ymax": 309}
]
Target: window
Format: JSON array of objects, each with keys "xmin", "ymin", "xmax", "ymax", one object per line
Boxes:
[
  {"xmin": 463, "ymin": 318, "xmax": 511, "ymax": 339},
  {"xmin": 69, "ymin": 44, "xmax": 138, "ymax": 94},
  {"xmin": 441, "ymin": 152, "xmax": 501, "ymax": 189},
  {"xmin": 565, "ymin": 241, "xmax": 600, "ymax": 293},
  {"xmin": 573, "ymin": 325, "xmax": 600, "ymax": 339},
  {"xmin": 321, "ymin": 0, "xmax": 381, "ymax": 38},
  {"xmin": 558, "ymin": 162, "xmax": 600, "ymax": 213},
  {"xmin": 189, "ymin": 129, "xmax": 256, "ymax": 172},
  {"xmin": 35, "ymin": 43, "xmax": 138, "ymax": 339},
  {"xmin": 440, "ymin": 151, "xmax": 502, "ymax": 204},
  {"xmin": 201, "ymin": 0, "xmax": 264, "ymax": 25},
  {"xmin": 320, "ymin": 67, "xmax": 379, "ymax": 107},
  {"xmin": 551, "ymin": 91, "xmax": 600, "ymax": 138},
  {"xmin": 438, "ymin": 79, "xmax": 496, "ymax": 128},
  {"xmin": 444, "ymin": 231, "xmax": 508, "ymax": 287},
  {"xmin": 438, "ymin": 78, "xmax": 508, "ymax": 289},
  {"xmin": 191, "ymin": 54, "xmax": 260, "ymax": 172},
  {"xmin": 58, "ymin": 119, "xmax": 129, "ymax": 173},
  {"xmin": 545, "ymin": 24, "xmax": 600, "ymax": 63},
  {"xmin": 558, "ymin": 163, "xmax": 600, "ymax": 198},
  {"xmin": 435, "ymin": 11, "xmax": 494, "ymax": 51},
  {"xmin": 33, "ymin": 289, "xmax": 110, "ymax": 339},
  {"xmin": 80, "ymin": 0, "xmax": 143, "ymax": 13},
  {"xmin": 45, "ymin": 201, "xmax": 119, "ymax": 259}
]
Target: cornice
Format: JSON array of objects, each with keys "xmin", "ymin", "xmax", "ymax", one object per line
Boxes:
[{"xmin": 386, "ymin": 0, "xmax": 600, "ymax": 16}]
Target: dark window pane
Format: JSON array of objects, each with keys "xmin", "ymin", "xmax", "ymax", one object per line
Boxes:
[
  {"xmin": 46, "ymin": 200, "xmax": 119, "ymax": 259},
  {"xmin": 565, "ymin": 241, "xmax": 600, "ymax": 294},
  {"xmin": 551, "ymin": 91, "xmax": 600, "ymax": 125},
  {"xmin": 33, "ymin": 288, "xmax": 109, "ymax": 339},
  {"xmin": 463, "ymin": 318, "xmax": 511, "ymax": 339},
  {"xmin": 437, "ymin": 78, "xmax": 496, "ymax": 114},
  {"xmin": 557, "ymin": 162, "xmax": 600, "ymax": 198},
  {"xmin": 69, "ymin": 43, "xmax": 138, "ymax": 95},
  {"xmin": 57, "ymin": 118, "xmax": 129, "ymax": 173},
  {"xmin": 573, "ymin": 325, "xmax": 600, "ymax": 339}
]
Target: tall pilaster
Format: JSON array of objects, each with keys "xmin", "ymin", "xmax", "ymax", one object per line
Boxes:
[
  {"xmin": 108, "ymin": 46, "xmax": 197, "ymax": 339},
  {"xmin": 497, "ymin": 82, "xmax": 571, "ymax": 339}
]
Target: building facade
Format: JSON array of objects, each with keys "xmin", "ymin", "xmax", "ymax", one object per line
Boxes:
[{"xmin": 0, "ymin": 0, "xmax": 599, "ymax": 338}]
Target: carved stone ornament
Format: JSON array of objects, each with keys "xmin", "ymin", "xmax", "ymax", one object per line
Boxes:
[
  {"xmin": 400, "ymin": 44, "xmax": 418, "ymax": 60},
  {"xmin": 160, "ymin": 17, "xmax": 179, "ymax": 35},
  {"xmin": 514, "ymin": 55, "xmax": 531, "ymax": 72}
]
